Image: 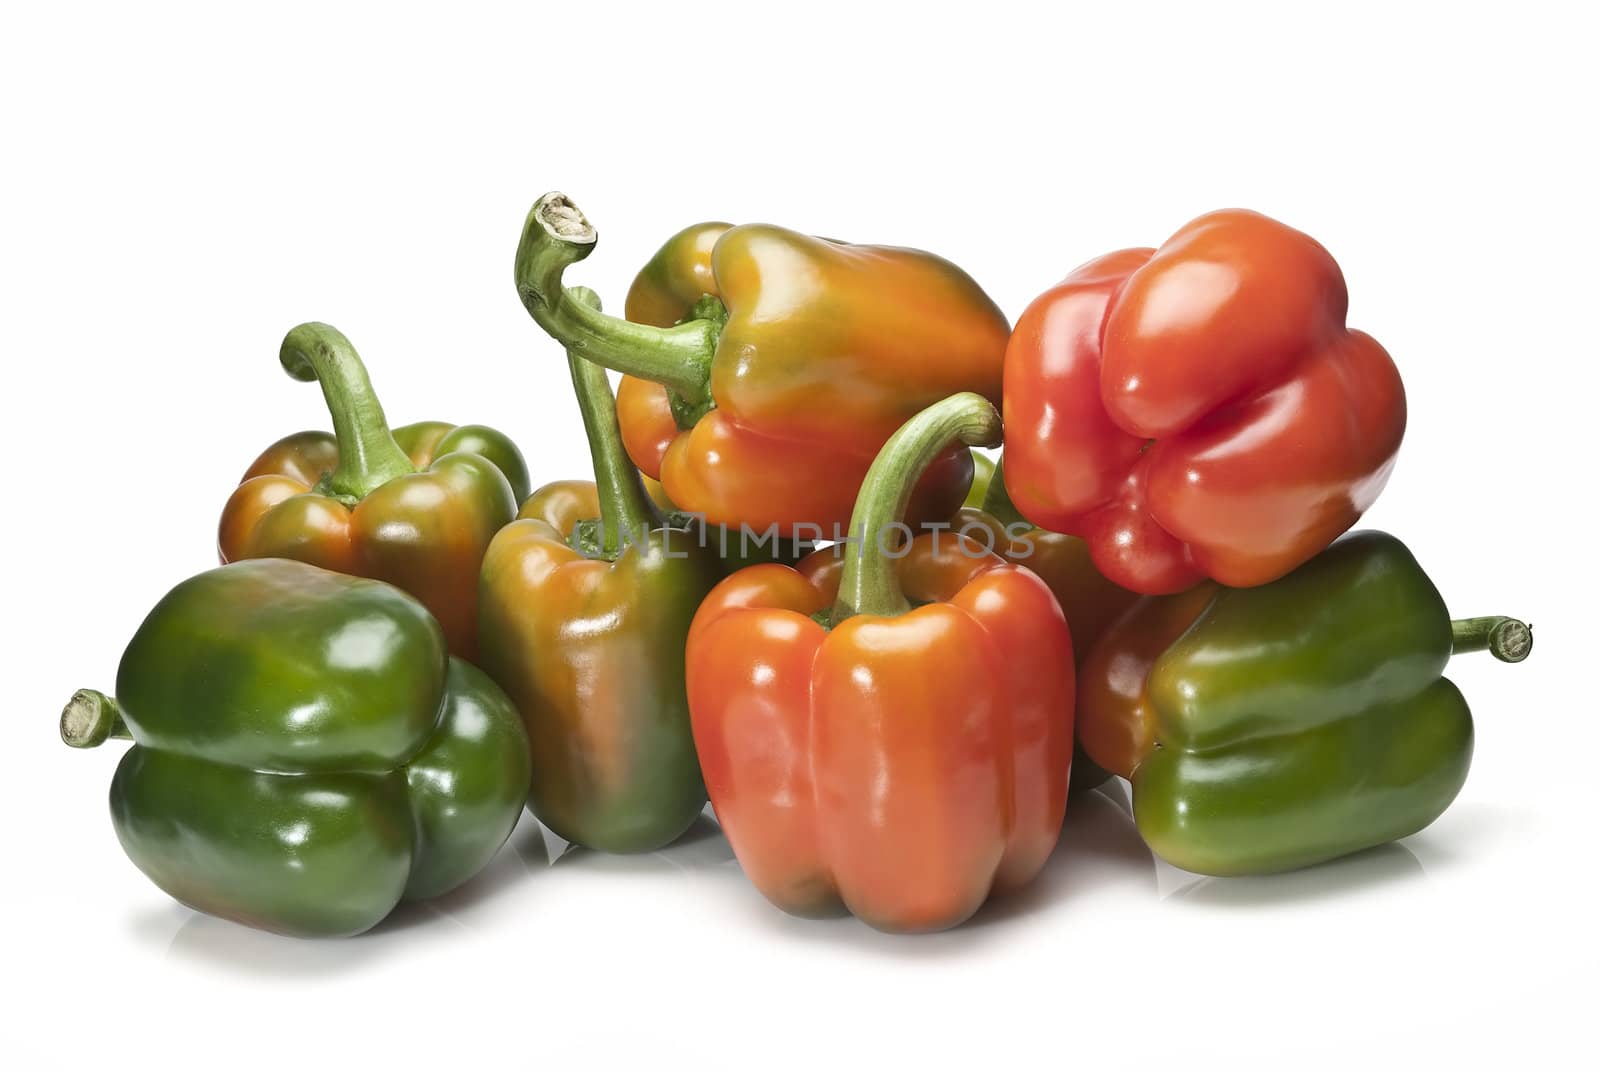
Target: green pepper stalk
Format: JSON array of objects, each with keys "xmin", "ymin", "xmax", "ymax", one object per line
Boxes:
[
  {"xmin": 833, "ymin": 392, "xmax": 1002, "ymax": 622},
  {"xmin": 60, "ymin": 689, "xmax": 129, "ymax": 749},
  {"xmin": 515, "ymin": 194, "xmax": 718, "ymax": 412},
  {"xmin": 279, "ymin": 323, "xmax": 417, "ymax": 502},
  {"xmin": 1450, "ymin": 616, "xmax": 1533, "ymax": 663},
  {"xmin": 561, "ymin": 287, "xmax": 668, "ymax": 558}
]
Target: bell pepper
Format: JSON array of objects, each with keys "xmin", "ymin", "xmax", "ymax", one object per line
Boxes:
[
  {"xmin": 685, "ymin": 393, "xmax": 1074, "ymax": 932},
  {"xmin": 973, "ymin": 459, "xmax": 1143, "ymax": 657},
  {"xmin": 513, "ymin": 192, "xmax": 1010, "ymax": 535},
  {"xmin": 518, "ymin": 479, "xmax": 813, "ymax": 576},
  {"xmin": 1076, "ymin": 530, "xmax": 1531, "ymax": 875},
  {"xmin": 60, "ymin": 558, "xmax": 532, "ymax": 937},
  {"xmin": 478, "ymin": 289, "xmax": 724, "ymax": 853},
  {"xmin": 219, "ymin": 323, "xmax": 523, "ymax": 658},
  {"xmin": 950, "ymin": 458, "xmax": 1145, "ymax": 793},
  {"xmin": 1001, "ymin": 210, "xmax": 1407, "ymax": 593},
  {"xmin": 515, "ymin": 471, "xmax": 674, "ymax": 527}
]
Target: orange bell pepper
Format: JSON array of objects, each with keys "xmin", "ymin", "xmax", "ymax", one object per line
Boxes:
[
  {"xmin": 1002, "ymin": 210, "xmax": 1406, "ymax": 593},
  {"xmin": 514, "ymin": 193, "xmax": 1009, "ymax": 535},
  {"xmin": 685, "ymin": 394, "xmax": 1074, "ymax": 932}
]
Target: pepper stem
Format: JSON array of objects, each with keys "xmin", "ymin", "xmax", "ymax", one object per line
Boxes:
[
  {"xmin": 564, "ymin": 287, "xmax": 662, "ymax": 557},
  {"xmin": 279, "ymin": 323, "xmax": 416, "ymax": 501},
  {"xmin": 514, "ymin": 192, "xmax": 719, "ymax": 408},
  {"xmin": 832, "ymin": 393, "xmax": 1001, "ymax": 622},
  {"xmin": 1451, "ymin": 616, "xmax": 1533, "ymax": 663},
  {"xmin": 61, "ymin": 689, "xmax": 130, "ymax": 749}
]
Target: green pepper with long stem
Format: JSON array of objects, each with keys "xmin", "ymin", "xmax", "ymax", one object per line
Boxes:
[
  {"xmin": 61, "ymin": 558, "xmax": 532, "ymax": 937},
  {"xmin": 478, "ymin": 289, "xmax": 723, "ymax": 853}
]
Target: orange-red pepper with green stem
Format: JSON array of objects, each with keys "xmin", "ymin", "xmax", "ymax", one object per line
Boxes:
[
  {"xmin": 686, "ymin": 393, "xmax": 1074, "ymax": 932},
  {"xmin": 219, "ymin": 324, "xmax": 523, "ymax": 659},
  {"xmin": 514, "ymin": 192, "xmax": 1009, "ymax": 535}
]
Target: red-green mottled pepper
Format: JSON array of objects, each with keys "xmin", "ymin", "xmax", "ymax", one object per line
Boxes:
[
  {"xmin": 478, "ymin": 289, "xmax": 722, "ymax": 853},
  {"xmin": 219, "ymin": 324, "xmax": 524, "ymax": 658}
]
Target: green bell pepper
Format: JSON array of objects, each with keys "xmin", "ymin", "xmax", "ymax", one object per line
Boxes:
[
  {"xmin": 1076, "ymin": 530, "xmax": 1531, "ymax": 875},
  {"xmin": 61, "ymin": 558, "xmax": 532, "ymax": 937}
]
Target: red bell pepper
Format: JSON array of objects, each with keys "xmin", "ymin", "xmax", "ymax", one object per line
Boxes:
[
  {"xmin": 1002, "ymin": 210, "xmax": 1406, "ymax": 593},
  {"xmin": 685, "ymin": 394, "xmax": 1074, "ymax": 933}
]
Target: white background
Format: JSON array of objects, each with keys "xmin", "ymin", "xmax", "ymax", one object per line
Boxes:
[{"xmin": 3, "ymin": 2, "xmax": 1593, "ymax": 1067}]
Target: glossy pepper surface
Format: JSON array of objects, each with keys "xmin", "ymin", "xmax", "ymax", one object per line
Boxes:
[
  {"xmin": 479, "ymin": 290, "xmax": 723, "ymax": 853},
  {"xmin": 1002, "ymin": 210, "xmax": 1406, "ymax": 593},
  {"xmin": 61, "ymin": 558, "xmax": 532, "ymax": 937},
  {"xmin": 686, "ymin": 393, "xmax": 1074, "ymax": 932},
  {"xmin": 1076, "ymin": 531, "xmax": 1531, "ymax": 875},
  {"xmin": 953, "ymin": 458, "xmax": 1145, "ymax": 793},
  {"xmin": 518, "ymin": 479, "xmax": 812, "ymax": 576},
  {"xmin": 514, "ymin": 192, "xmax": 1009, "ymax": 534},
  {"xmin": 970, "ymin": 458, "xmax": 1143, "ymax": 659},
  {"xmin": 219, "ymin": 323, "xmax": 523, "ymax": 658}
]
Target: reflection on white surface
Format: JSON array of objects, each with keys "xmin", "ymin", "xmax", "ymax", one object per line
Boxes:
[
  {"xmin": 159, "ymin": 784, "xmax": 1437, "ymax": 970},
  {"xmin": 544, "ymin": 813, "xmax": 735, "ymax": 873},
  {"xmin": 1163, "ymin": 842, "xmax": 1425, "ymax": 907}
]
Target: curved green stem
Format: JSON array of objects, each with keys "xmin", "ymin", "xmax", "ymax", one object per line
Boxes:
[
  {"xmin": 1451, "ymin": 616, "xmax": 1533, "ymax": 663},
  {"xmin": 279, "ymin": 323, "xmax": 415, "ymax": 501},
  {"xmin": 61, "ymin": 689, "xmax": 130, "ymax": 749},
  {"xmin": 833, "ymin": 393, "xmax": 1002, "ymax": 622},
  {"xmin": 980, "ymin": 456, "xmax": 1027, "ymax": 528},
  {"xmin": 514, "ymin": 192, "xmax": 718, "ymax": 407},
  {"xmin": 564, "ymin": 287, "xmax": 662, "ymax": 557}
]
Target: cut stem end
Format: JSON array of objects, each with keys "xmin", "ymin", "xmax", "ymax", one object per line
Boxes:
[
  {"xmin": 537, "ymin": 192, "xmax": 597, "ymax": 245},
  {"xmin": 1451, "ymin": 616, "xmax": 1533, "ymax": 664},
  {"xmin": 514, "ymin": 190, "xmax": 718, "ymax": 405},
  {"xmin": 61, "ymin": 689, "xmax": 127, "ymax": 748}
]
